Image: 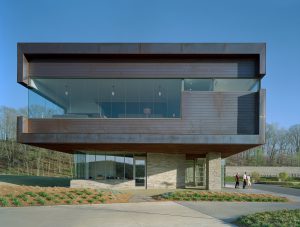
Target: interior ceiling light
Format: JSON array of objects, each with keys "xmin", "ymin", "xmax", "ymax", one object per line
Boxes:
[
  {"xmin": 64, "ymin": 85, "xmax": 69, "ymax": 96},
  {"xmin": 111, "ymin": 85, "xmax": 115, "ymax": 96}
]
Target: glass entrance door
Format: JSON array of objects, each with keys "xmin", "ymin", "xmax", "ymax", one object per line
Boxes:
[
  {"xmin": 185, "ymin": 158, "xmax": 206, "ymax": 188},
  {"xmin": 195, "ymin": 159, "xmax": 206, "ymax": 187},
  {"xmin": 134, "ymin": 157, "xmax": 146, "ymax": 187}
]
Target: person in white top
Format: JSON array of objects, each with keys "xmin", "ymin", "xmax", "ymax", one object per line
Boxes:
[
  {"xmin": 247, "ymin": 175, "xmax": 251, "ymax": 188},
  {"xmin": 243, "ymin": 172, "xmax": 247, "ymax": 189}
]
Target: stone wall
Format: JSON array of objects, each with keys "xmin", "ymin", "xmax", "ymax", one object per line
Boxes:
[
  {"xmin": 70, "ymin": 179, "xmax": 135, "ymax": 189},
  {"xmin": 226, "ymin": 166, "xmax": 300, "ymax": 177},
  {"xmin": 206, "ymin": 152, "xmax": 221, "ymax": 190},
  {"xmin": 147, "ymin": 153, "xmax": 185, "ymax": 189}
]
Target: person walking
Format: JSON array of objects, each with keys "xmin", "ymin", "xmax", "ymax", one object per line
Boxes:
[
  {"xmin": 243, "ymin": 172, "xmax": 247, "ymax": 189},
  {"xmin": 235, "ymin": 173, "xmax": 240, "ymax": 188},
  {"xmin": 247, "ymin": 175, "xmax": 251, "ymax": 188}
]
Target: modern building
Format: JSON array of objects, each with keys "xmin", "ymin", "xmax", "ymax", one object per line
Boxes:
[{"xmin": 17, "ymin": 43, "xmax": 266, "ymax": 190}]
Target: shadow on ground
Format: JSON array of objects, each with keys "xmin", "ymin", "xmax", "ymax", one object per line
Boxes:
[{"xmin": 0, "ymin": 175, "xmax": 71, "ymax": 187}]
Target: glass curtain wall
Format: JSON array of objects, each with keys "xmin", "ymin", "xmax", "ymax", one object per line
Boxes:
[
  {"xmin": 28, "ymin": 78, "xmax": 259, "ymax": 119},
  {"xmin": 184, "ymin": 79, "xmax": 260, "ymax": 92},
  {"xmin": 74, "ymin": 152, "xmax": 135, "ymax": 181},
  {"xmin": 28, "ymin": 79, "xmax": 181, "ymax": 119}
]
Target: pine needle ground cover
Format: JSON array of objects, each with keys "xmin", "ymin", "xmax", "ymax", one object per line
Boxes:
[
  {"xmin": 0, "ymin": 185, "xmax": 130, "ymax": 207},
  {"xmin": 153, "ymin": 191, "xmax": 288, "ymax": 202},
  {"xmin": 236, "ymin": 209, "xmax": 300, "ymax": 227}
]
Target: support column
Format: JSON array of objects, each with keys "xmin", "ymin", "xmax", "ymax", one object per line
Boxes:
[{"xmin": 206, "ymin": 152, "xmax": 221, "ymax": 190}]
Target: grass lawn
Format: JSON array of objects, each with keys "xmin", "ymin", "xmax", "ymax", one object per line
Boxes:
[
  {"xmin": 0, "ymin": 185, "xmax": 130, "ymax": 207},
  {"xmin": 153, "ymin": 191, "xmax": 288, "ymax": 202},
  {"xmin": 236, "ymin": 209, "xmax": 300, "ymax": 227}
]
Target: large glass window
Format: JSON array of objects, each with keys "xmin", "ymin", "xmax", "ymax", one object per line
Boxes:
[
  {"xmin": 74, "ymin": 152, "xmax": 144, "ymax": 182},
  {"xmin": 95, "ymin": 154, "xmax": 105, "ymax": 180},
  {"xmin": 29, "ymin": 79, "xmax": 181, "ymax": 119},
  {"xmin": 213, "ymin": 79, "xmax": 259, "ymax": 92},
  {"xmin": 184, "ymin": 79, "xmax": 260, "ymax": 92},
  {"xmin": 125, "ymin": 154, "xmax": 134, "ymax": 180},
  {"xmin": 74, "ymin": 152, "xmax": 86, "ymax": 179},
  {"xmin": 184, "ymin": 79, "xmax": 213, "ymax": 91}
]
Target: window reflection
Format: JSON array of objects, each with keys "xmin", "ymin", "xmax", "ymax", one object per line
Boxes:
[
  {"xmin": 74, "ymin": 152, "xmax": 139, "ymax": 182},
  {"xmin": 184, "ymin": 79, "xmax": 213, "ymax": 91},
  {"xmin": 29, "ymin": 79, "xmax": 181, "ymax": 119},
  {"xmin": 213, "ymin": 79, "xmax": 259, "ymax": 92},
  {"xmin": 184, "ymin": 79, "xmax": 260, "ymax": 92}
]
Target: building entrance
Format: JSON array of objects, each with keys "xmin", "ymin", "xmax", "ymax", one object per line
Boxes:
[{"xmin": 185, "ymin": 158, "xmax": 206, "ymax": 188}]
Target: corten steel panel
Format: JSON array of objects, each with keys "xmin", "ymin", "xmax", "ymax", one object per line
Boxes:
[
  {"xmin": 21, "ymin": 143, "xmax": 258, "ymax": 158},
  {"xmin": 17, "ymin": 43, "xmax": 266, "ymax": 84},
  {"xmin": 29, "ymin": 59, "xmax": 257, "ymax": 79},
  {"xmin": 16, "ymin": 43, "xmax": 266, "ymax": 155},
  {"xmin": 24, "ymin": 91, "xmax": 259, "ymax": 135}
]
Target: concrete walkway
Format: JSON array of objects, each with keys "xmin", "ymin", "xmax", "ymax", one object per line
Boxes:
[
  {"xmin": 252, "ymin": 183, "xmax": 300, "ymax": 197},
  {"xmin": 179, "ymin": 201, "xmax": 300, "ymax": 223},
  {"xmin": 0, "ymin": 202, "xmax": 235, "ymax": 227}
]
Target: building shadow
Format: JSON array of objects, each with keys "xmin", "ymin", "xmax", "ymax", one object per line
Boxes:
[{"xmin": 0, "ymin": 175, "xmax": 71, "ymax": 187}]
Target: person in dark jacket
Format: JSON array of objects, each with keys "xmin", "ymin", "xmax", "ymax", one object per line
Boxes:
[{"xmin": 235, "ymin": 173, "xmax": 240, "ymax": 188}]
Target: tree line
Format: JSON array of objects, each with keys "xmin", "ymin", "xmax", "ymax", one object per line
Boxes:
[
  {"xmin": 226, "ymin": 123, "xmax": 300, "ymax": 166},
  {"xmin": 0, "ymin": 106, "xmax": 299, "ymax": 178},
  {"xmin": 0, "ymin": 106, "xmax": 73, "ymax": 177}
]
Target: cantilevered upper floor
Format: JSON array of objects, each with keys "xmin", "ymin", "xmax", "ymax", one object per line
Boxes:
[{"xmin": 16, "ymin": 43, "xmax": 266, "ymax": 157}]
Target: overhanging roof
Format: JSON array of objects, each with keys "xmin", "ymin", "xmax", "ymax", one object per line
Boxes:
[{"xmin": 17, "ymin": 43, "xmax": 266, "ymax": 85}]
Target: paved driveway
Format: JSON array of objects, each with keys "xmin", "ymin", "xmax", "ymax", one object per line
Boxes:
[
  {"xmin": 179, "ymin": 201, "xmax": 300, "ymax": 223},
  {"xmin": 0, "ymin": 202, "xmax": 235, "ymax": 227},
  {"xmin": 252, "ymin": 184, "xmax": 300, "ymax": 197}
]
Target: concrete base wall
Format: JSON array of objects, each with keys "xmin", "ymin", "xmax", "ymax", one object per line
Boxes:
[
  {"xmin": 71, "ymin": 179, "xmax": 135, "ymax": 189},
  {"xmin": 147, "ymin": 153, "xmax": 186, "ymax": 189},
  {"xmin": 206, "ymin": 152, "xmax": 221, "ymax": 190}
]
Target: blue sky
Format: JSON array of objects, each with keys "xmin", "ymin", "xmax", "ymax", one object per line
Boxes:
[{"xmin": 0, "ymin": 0, "xmax": 299, "ymax": 128}]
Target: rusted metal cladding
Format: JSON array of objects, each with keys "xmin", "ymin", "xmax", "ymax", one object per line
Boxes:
[
  {"xmin": 26, "ymin": 91, "xmax": 259, "ymax": 135},
  {"xmin": 28, "ymin": 58, "xmax": 258, "ymax": 79},
  {"xmin": 16, "ymin": 43, "xmax": 266, "ymax": 155}
]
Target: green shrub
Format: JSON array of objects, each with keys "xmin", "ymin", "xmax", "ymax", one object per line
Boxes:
[
  {"xmin": 17, "ymin": 194, "xmax": 29, "ymax": 202},
  {"xmin": 99, "ymin": 198, "xmax": 106, "ymax": 203},
  {"xmin": 251, "ymin": 171, "xmax": 260, "ymax": 183},
  {"xmin": 279, "ymin": 172, "xmax": 289, "ymax": 182},
  {"xmin": 0, "ymin": 197, "xmax": 9, "ymax": 207},
  {"xmin": 75, "ymin": 190, "xmax": 84, "ymax": 196},
  {"xmin": 46, "ymin": 196, "xmax": 54, "ymax": 201},
  {"xmin": 25, "ymin": 191, "xmax": 37, "ymax": 197},
  {"xmin": 237, "ymin": 209, "xmax": 300, "ymax": 227},
  {"xmin": 65, "ymin": 199, "xmax": 72, "ymax": 204},
  {"xmin": 36, "ymin": 198, "xmax": 46, "ymax": 205},
  {"xmin": 87, "ymin": 199, "xmax": 94, "ymax": 203},
  {"xmin": 84, "ymin": 190, "xmax": 93, "ymax": 195},
  {"xmin": 12, "ymin": 198, "xmax": 22, "ymax": 207},
  {"xmin": 66, "ymin": 193, "xmax": 76, "ymax": 199},
  {"xmin": 29, "ymin": 201, "xmax": 35, "ymax": 206},
  {"xmin": 155, "ymin": 191, "xmax": 287, "ymax": 203},
  {"xmin": 78, "ymin": 199, "xmax": 83, "ymax": 204},
  {"xmin": 97, "ymin": 192, "xmax": 103, "ymax": 197},
  {"xmin": 38, "ymin": 192, "xmax": 49, "ymax": 198}
]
